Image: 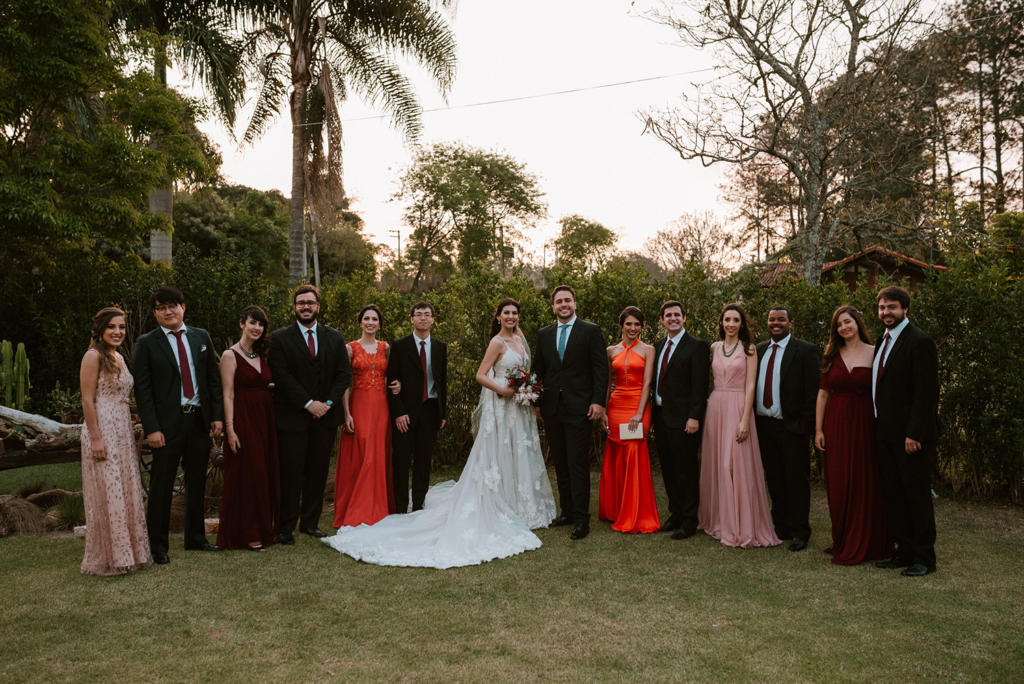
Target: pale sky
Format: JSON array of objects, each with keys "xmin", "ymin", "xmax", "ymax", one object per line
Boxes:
[{"xmin": 173, "ymin": 1, "xmax": 727, "ymax": 262}]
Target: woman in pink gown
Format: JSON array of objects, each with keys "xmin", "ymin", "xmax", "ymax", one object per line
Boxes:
[
  {"xmin": 79, "ymin": 307, "xmax": 152, "ymax": 575},
  {"xmin": 698, "ymin": 303, "xmax": 781, "ymax": 549}
]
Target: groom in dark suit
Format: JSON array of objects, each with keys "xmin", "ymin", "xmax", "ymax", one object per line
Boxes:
[
  {"xmin": 755, "ymin": 306, "xmax": 821, "ymax": 552},
  {"xmin": 268, "ymin": 285, "xmax": 351, "ymax": 544},
  {"xmin": 651, "ymin": 301, "xmax": 710, "ymax": 540},
  {"xmin": 873, "ymin": 286, "xmax": 941, "ymax": 577},
  {"xmin": 387, "ymin": 301, "xmax": 448, "ymax": 513},
  {"xmin": 133, "ymin": 286, "xmax": 223, "ymax": 565},
  {"xmin": 533, "ymin": 285, "xmax": 609, "ymax": 540}
]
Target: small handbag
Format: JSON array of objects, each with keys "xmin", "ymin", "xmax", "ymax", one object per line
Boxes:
[{"xmin": 618, "ymin": 423, "xmax": 644, "ymax": 441}]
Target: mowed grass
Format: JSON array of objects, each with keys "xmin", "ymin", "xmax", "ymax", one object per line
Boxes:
[{"xmin": 1, "ymin": 464, "xmax": 1022, "ymax": 683}]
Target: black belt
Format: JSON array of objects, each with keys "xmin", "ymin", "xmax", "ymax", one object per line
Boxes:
[{"xmin": 181, "ymin": 404, "xmax": 200, "ymax": 414}]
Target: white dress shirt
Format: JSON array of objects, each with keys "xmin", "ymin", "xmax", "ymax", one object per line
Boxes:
[
  {"xmin": 160, "ymin": 323, "xmax": 201, "ymax": 407},
  {"xmin": 414, "ymin": 332, "xmax": 438, "ymax": 399},
  {"xmin": 872, "ymin": 316, "xmax": 910, "ymax": 416},
  {"xmin": 655, "ymin": 329, "xmax": 686, "ymax": 407},
  {"xmin": 299, "ymin": 321, "xmax": 319, "ymax": 409},
  {"xmin": 756, "ymin": 334, "xmax": 791, "ymax": 419}
]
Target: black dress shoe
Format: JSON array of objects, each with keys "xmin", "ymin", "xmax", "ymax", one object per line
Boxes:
[
  {"xmin": 671, "ymin": 527, "xmax": 697, "ymax": 540},
  {"xmin": 153, "ymin": 551, "xmax": 170, "ymax": 565},
  {"xmin": 875, "ymin": 556, "xmax": 912, "ymax": 569},
  {"xmin": 901, "ymin": 564, "xmax": 936, "ymax": 577},
  {"xmin": 788, "ymin": 538, "xmax": 808, "ymax": 552},
  {"xmin": 185, "ymin": 541, "xmax": 219, "ymax": 552},
  {"xmin": 660, "ymin": 518, "xmax": 683, "ymax": 532},
  {"xmin": 550, "ymin": 515, "xmax": 573, "ymax": 527},
  {"xmin": 301, "ymin": 528, "xmax": 326, "ymax": 538},
  {"xmin": 570, "ymin": 523, "xmax": 590, "ymax": 540},
  {"xmin": 279, "ymin": 532, "xmax": 295, "ymax": 546}
]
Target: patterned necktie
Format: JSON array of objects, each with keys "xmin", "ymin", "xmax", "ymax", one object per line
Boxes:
[
  {"xmin": 307, "ymin": 329, "xmax": 316, "ymax": 359},
  {"xmin": 557, "ymin": 324, "xmax": 568, "ymax": 360},
  {"xmin": 420, "ymin": 340, "xmax": 429, "ymax": 402},
  {"xmin": 171, "ymin": 330, "xmax": 195, "ymax": 400},
  {"xmin": 876, "ymin": 332, "xmax": 891, "ymax": 388},
  {"xmin": 763, "ymin": 343, "xmax": 779, "ymax": 409},
  {"xmin": 657, "ymin": 339, "xmax": 673, "ymax": 398}
]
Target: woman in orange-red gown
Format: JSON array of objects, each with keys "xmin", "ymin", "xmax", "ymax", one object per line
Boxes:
[
  {"xmin": 333, "ymin": 305, "xmax": 395, "ymax": 527},
  {"xmin": 599, "ymin": 306, "xmax": 661, "ymax": 533}
]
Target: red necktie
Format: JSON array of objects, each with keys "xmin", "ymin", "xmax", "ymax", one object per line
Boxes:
[
  {"xmin": 420, "ymin": 340, "xmax": 429, "ymax": 402},
  {"xmin": 763, "ymin": 343, "xmax": 779, "ymax": 409},
  {"xmin": 658, "ymin": 339, "xmax": 673, "ymax": 397},
  {"xmin": 307, "ymin": 329, "xmax": 316, "ymax": 359},
  {"xmin": 172, "ymin": 330, "xmax": 195, "ymax": 400},
  {"xmin": 876, "ymin": 332, "xmax": 891, "ymax": 388}
]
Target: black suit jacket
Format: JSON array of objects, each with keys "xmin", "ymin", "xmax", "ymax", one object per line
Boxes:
[
  {"xmin": 268, "ymin": 322, "xmax": 352, "ymax": 432},
  {"xmin": 756, "ymin": 337, "xmax": 821, "ymax": 436},
  {"xmin": 132, "ymin": 325, "xmax": 223, "ymax": 437},
  {"xmin": 386, "ymin": 334, "xmax": 448, "ymax": 427},
  {"xmin": 874, "ymin": 323, "xmax": 941, "ymax": 443},
  {"xmin": 533, "ymin": 318, "xmax": 609, "ymax": 417},
  {"xmin": 652, "ymin": 332, "xmax": 710, "ymax": 429}
]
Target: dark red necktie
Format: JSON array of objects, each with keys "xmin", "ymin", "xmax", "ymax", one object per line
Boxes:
[
  {"xmin": 172, "ymin": 330, "xmax": 195, "ymax": 400},
  {"xmin": 420, "ymin": 340, "xmax": 429, "ymax": 402},
  {"xmin": 763, "ymin": 343, "xmax": 779, "ymax": 409},
  {"xmin": 307, "ymin": 329, "xmax": 316, "ymax": 359},
  {"xmin": 658, "ymin": 339, "xmax": 673, "ymax": 397},
  {"xmin": 876, "ymin": 332, "xmax": 891, "ymax": 387}
]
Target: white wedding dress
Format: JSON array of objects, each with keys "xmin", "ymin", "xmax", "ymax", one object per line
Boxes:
[{"xmin": 322, "ymin": 341, "xmax": 556, "ymax": 568}]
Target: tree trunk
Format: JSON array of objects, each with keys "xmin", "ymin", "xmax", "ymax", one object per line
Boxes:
[
  {"xmin": 992, "ymin": 79, "xmax": 1005, "ymax": 213},
  {"xmin": 289, "ymin": 84, "xmax": 308, "ymax": 285},
  {"xmin": 149, "ymin": 41, "xmax": 173, "ymax": 264}
]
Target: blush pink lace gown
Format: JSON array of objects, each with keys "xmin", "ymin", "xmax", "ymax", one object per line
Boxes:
[
  {"xmin": 698, "ymin": 346, "xmax": 781, "ymax": 549},
  {"xmin": 80, "ymin": 353, "xmax": 152, "ymax": 575}
]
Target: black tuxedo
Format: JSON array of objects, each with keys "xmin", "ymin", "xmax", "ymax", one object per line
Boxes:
[
  {"xmin": 386, "ymin": 334, "xmax": 448, "ymax": 512},
  {"xmin": 533, "ymin": 318, "xmax": 608, "ymax": 525},
  {"xmin": 651, "ymin": 332, "xmax": 710, "ymax": 531},
  {"xmin": 873, "ymin": 322, "xmax": 941, "ymax": 569},
  {"xmin": 132, "ymin": 324, "xmax": 223, "ymax": 554},
  {"xmin": 268, "ymin": 322, "xmax": 351, "ymax": 533},
  {"xmin": 754, "ymin": 336, "xmax": 820, "ymax": 541}
]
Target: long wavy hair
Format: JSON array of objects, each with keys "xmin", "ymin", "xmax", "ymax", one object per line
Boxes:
[
  {"xmin": 89, "ymin": 307, "xmax": 126, "ymax": 377},
  {"xmin": 717, "ymin": 302, "xmax": 755, "ymax": 356},
  {"xmin": 489, "ymin": 298, "xmax": 521, "ymax": 339},
  {"xmin": 821, "ymin": 305, "xmax": 872, "ymax": 375},
  {"xmin": 240, "ymin": 305, "xmax": 271, "ymax": 357}
]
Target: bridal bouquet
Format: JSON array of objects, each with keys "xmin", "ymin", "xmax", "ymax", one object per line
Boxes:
[{"xmin": 505, "ymin": 364, "xmax": 544, "ymax": 406}]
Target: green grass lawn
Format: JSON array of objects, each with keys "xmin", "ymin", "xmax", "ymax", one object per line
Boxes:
[{"xmin": 1, "ymin": 465, "xmax": 1022, "ymax": 683}]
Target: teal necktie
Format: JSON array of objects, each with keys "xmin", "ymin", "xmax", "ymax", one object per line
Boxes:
[{"xmin": 557, "ymin": 324, "xmax": 568, "ymax": 360}]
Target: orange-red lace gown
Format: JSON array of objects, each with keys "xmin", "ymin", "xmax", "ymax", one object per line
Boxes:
[
  {"xmin": 333, "ymin": 341, "xmax": 395, "ymax": 527},
  {"xmin": 598, "ymin": 340, "xmax": 661, "ymax": 533}
]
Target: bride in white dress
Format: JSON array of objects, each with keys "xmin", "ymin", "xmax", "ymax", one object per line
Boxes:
[{"xmin": 322, "ymin": 298, "xmax": 556, "ymax": 568}]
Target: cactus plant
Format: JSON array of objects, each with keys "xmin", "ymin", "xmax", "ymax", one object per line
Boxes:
[{"xmin": 0, "ymin": 340, "xmax": 31, "ymax": 410}]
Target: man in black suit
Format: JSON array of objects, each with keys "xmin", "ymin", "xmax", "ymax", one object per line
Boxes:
[
  {"xmin": 387, "ymin": 301, "xmax": 448, "ymax": 513},
  {"xmin": 754, "ymin": 306, "xmax": 821, "ymax": 552},
  {"xmin": 133, "ymin": 286, "xmax": 223, "ymax": 564},
  {"xmin": 651, "ymin": 301, "xmax": 710, "ymax": 540},
  {"xmin": 873, "ymin": 286, "xmax": 941, "ymax": 577},
  {"xmin": 532, "ymin": 285, "xmax": 608, "ymax": 540},
  {"xmin": 268, "ymin": 285, "xmax": 351, "ymax": 544}
]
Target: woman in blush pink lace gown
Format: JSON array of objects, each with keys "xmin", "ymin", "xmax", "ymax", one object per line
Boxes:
[
  {"xmin": 79, "ymin": 308, "xmax": 152, "ymax": 575},
  {"xmin": 698, "ymin": 303, "xmax": 781, "ymax": 549}
]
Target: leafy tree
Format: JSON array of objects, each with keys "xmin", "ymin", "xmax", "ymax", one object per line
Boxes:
[
  {"xmin": 550, "ymin": 214, "xmax": 616, "ymax": 274},
  {"xmin": 238, "ymin": 0, "xmax": 458, "ymax": 284}
]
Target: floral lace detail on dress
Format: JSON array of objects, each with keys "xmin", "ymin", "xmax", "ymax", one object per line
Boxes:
[{"xmin": 349, "ymin": 341, "xmax": 387, "ymax": 390}]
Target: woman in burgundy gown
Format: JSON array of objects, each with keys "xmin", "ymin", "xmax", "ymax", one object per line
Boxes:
[
  {"xmin": 815, "ymin": 306, "xmax": 894, "ymax": 565},
  {"xmin": 599, "ymin": 306, "xmax": 660, "ymax": 533},
  {"xmin": 333, "ymin": 305, "xmax": 395, "ymax": 527},
  {"xmin": 219, "ymin": 305, "xmax": 280, "ymax": 551}
]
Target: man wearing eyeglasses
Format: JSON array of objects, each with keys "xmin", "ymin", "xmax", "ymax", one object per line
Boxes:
[
  {"xmin": 387, "ymin": 301, "xmax": 448, "ymax": 513},
  {"xmin": 268, "ymin": 285, "xmax": 352, "ymax": 544}
]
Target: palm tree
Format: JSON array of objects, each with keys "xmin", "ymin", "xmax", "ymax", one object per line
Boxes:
[
  {"xmin": 237, "ymin": 0, "xmax": 458, "ymax": 284},
  {"xmin": 110, "ymin": 0, "xmax": 247, "ymax": 262}
]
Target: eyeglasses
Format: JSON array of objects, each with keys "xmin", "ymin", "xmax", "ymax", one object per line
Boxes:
[
  {"xmin": 154, "ymin": 305, "xmax": 180, "ymax": 314},
  {"xmin": 295, "ymin": 302, "xmax": 318, "ymax": 309},
  {"xmin": 412, "ymin": 312, "xmax": 434, "ymax": 319}
]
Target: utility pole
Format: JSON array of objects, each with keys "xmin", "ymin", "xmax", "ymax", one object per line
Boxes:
[{"xmin": 388, "ymin": 229, "xmax": 401, "ymax": 272}]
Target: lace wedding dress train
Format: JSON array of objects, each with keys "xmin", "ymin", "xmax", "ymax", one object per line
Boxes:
[{"xmin": 322, "ymin": 345, "xmax": 556, "ymax": 569}]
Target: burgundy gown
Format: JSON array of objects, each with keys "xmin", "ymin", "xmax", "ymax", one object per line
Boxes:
[
  {"xmin": 820, "ymin": 354, "xmax": 894, "ymax": 565},
  {"xmin": 217, "ymin": 350, "xmax": 280, "ymax": 549}
]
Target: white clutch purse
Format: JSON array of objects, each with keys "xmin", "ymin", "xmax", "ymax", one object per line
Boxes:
[{"xmin": 619, "ymin": 423, "xmax": 644, "ymax": 441}]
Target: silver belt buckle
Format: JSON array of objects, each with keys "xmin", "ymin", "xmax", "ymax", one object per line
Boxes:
[{"xmin": 181, "ymin": 404, "xmax": 197, "ymax": 414}]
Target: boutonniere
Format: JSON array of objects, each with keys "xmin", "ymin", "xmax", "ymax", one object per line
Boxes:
[{"xmin": 200, "ymin": 344, "xmax": 207, "ymax": 352}]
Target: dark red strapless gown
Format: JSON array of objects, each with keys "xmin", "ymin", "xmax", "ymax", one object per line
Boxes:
[
  {"xmin": 821, "ymin": 354, "xmax": 895, "ymax": 565},
  {"xmin": 599, "ymin": 341, "xmax": 660, "ymax": 533},
  {"xmin": 217, "ymin": 350, "xmax": 280, "ymax": 549},
  {"xmin": 333, "ymin": 341, "xmax": 394, "ymax": 527}
]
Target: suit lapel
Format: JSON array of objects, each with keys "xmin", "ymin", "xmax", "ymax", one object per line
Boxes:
[
  {"xmin": 665, "ymin": 332, "xmax": 690, "ymax": 374},
  {"xmin": 292, "ymin": 323, "xmax": 315, "ymax": 364},
  {"xmin": 780, "ymin": 338, "xmax": 797, "ymax": 381},
  {"xmin": 880, "ymin": 326, "xmax": 911, "ymax": 380},
  {"xmin": 560, "ymin": 320, "xmax": 584, "ymax": 361},
  {"xmin": 154, "ymin": 329, "xmax": 180, "ymax": 377}
]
